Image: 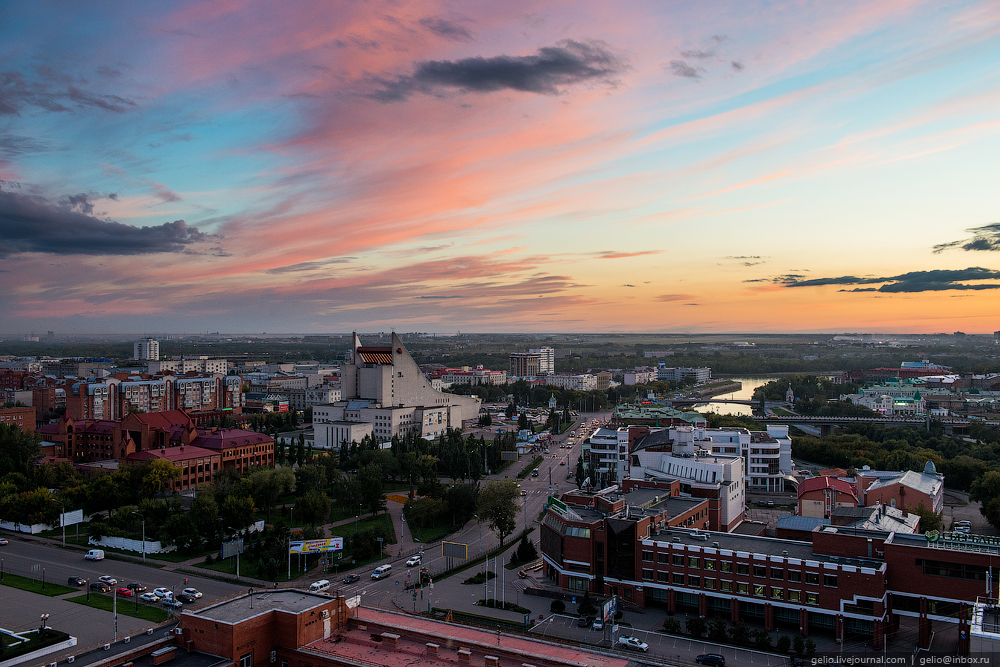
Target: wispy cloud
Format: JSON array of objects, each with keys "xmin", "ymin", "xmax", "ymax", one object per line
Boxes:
[
  {"xmin": 774, "ymin": 267, "xmax": 1000, "ymax": 292},
  {"xmin": 933, "ymin": 223, "xmax": 1000, "ymax": 253}
]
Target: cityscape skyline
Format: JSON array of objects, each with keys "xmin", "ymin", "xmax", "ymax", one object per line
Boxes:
[{"xmin": 3, "ymin": 1, "xmax": 1000, "ymax": 334}]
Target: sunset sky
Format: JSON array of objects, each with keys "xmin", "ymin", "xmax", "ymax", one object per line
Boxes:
[{"xmin": 3, "ymin": 0, "xmax": 1000, "ymax": 334}]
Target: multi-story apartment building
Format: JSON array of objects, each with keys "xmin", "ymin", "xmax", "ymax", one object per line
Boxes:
[
  {"xmin": 147, "ymin": 357, "xmax": 230, "ymax": 374},
  {"xmin": 133, "ymin": 337, "xmax": 160, "ymax": 361},
  {"xmin": 544, "ymin": 374, "xmax": 597, "ymax": 391},
  {"xmin": 60, "ymin": 373, "xmax": 243, "ymax": 421},
  {"xmin": 623, "ymin": 368, "xmax": 657, "ymax": 385},
  {"xmin": 509, "ymin": 352, "xmax": 541, "ymax": 378},
  {"xmin": 0, "ymin": 406, "xmax": 35, "ymax": 432},
  {"xmin": 528, "ymin": 346, "xmax": 555, "ymax": 374}
]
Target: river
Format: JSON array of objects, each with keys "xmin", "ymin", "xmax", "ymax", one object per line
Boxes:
[{"xmin": 695, "ymin": 376, "xmax": 775, "ymax": 416}]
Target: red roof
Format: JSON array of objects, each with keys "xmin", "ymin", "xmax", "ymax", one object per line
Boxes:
[
  {"xmin": 797, "ymin": 475, "xmax": 857, "ymax": 501},
  {"xmin": 127, "ymin": 445, "xmax": 218, "ymax": 463},
  {"xmin": 125, "ymin": 410, "xmax": 194, "ymax": 430},
  {"xmin": 191, "ymin": 429, "xmax": 274, "ymax": 451}
]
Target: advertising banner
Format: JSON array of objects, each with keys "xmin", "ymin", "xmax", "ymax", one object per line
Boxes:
[{"xmin": 289, "ymin": 537, "xmax": 344, "ymax": 554}]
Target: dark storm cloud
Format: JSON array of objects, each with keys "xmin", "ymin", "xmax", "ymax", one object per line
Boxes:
[
  {"xmin": 933, "ymin": 223, "xmax": 1000, "ymax": 253},
  {"xmin": 668, "ymin": 60, "xmax": 701, "ymax": 78},
  {"xmin": 419, "ymin": 16, "xmax": 473, "ymax": 41},
  {"xmin": 59, "ymin": 192, "xmax": 96, "ymax": 214},
  {"xmin": 775, "ymin": 267, "xmax": 1000, "ymax": 292},
  {"xmin": 367, "ymin": 39, "xmax": 626, "ymax": 102},
  {"xmin": 0, "ymin": 189, "xmax": 214, "ymax": 257},
  {"xmin": 0, "ymin": 70, "xmax": 136, "ymax": 115}
]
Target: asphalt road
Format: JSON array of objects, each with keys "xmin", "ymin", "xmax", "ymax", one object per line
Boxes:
[{"xmin": 330, "ymin": 411, "xmax": 614, "ymax": 601}]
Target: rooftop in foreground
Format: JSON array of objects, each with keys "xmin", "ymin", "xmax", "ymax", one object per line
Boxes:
[{"xmin": 186, "ymin": 589, "xmax": 332, "ymax": 623}]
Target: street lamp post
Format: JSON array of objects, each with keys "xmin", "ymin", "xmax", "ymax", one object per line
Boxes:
[{"xmin": 131, "ymin": 509, "xmax": 145, "ymax": 563}]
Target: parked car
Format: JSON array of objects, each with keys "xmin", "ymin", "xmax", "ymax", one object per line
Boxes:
[
  {"xmin": 576, "ymin": 616, "xmax": 592, "ymax": 627},
  {"xmin": 90, "ymin": 582, "xmax": 112, "ymax": 593},
  {"xmin": 176, "ymin": 593, "xmax": 197, "ymax": 603},
  {"xmin": 162, "ymin": 599, "xmax": 183, "ymax": 609},
  {"xmin": 153, "ymin": 587, "xmax": 172, "ymax": 599},
  {"xmin": 617, "ymin": 636, "xmax": 649, "ymax": 652},
  {"xmin": 0, "ymin": 538, "xmax": 8, "ymax": 546},
  {"xmin": 98, "ymin": 575, "xmax": 118, "ymax": 586},
  {"xmin": 127, "ymin": 583, "xmax": 147, "ymax": 593},
  {"xmin": 343, "ymin": 574, "xmax": 360, "ymax": 584},
  {"xmin": 139, "ymin": 592, "xmax": 160, "ymax": 603},
  {"xmin": 182, "ymin": 587, "xmax": 203, "ymax": 599},
  {"xmin": 592, "ymin": 618, "xmax": 604, "ymax": 631},
  {"xmin": 696, "ymin": 654, "xmax": 726, "ymax": 666},
  {"xmin": 406, "ymin": 555, "xmax": 422, "ymax": 567},
  {"xmin": 67, "ymin": 576, "xmax": 87, "ymax": 586},
  {"xmin": 117, "ymin": 587, "xmax": 133, "ymax": 597},
  {"xmin": 531, "ymin": 470, "xmax": 539, "ymax": 477}
]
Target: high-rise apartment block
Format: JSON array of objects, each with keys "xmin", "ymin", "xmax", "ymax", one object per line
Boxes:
[
  {"xmin": 528, "ymin": 346, "xmax": 555, "ymax": 374},
  {"xmin": 133, "ymin": 337, "xmax": 160, "ymax": 360}
]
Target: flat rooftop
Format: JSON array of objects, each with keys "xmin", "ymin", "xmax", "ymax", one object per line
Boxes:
[
  {"xmin": 187, "ymin": 589, "xmax": 331, "ymax": 623},
  {"xmin": 648, "ymin": 527, "xmax": 883, "ymax": 568},
  {"xmin": 305, "ymin": 607, "xmax": 630, "ymax": 667}
]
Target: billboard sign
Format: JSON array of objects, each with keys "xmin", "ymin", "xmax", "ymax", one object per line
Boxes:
[
  {"xmin": 289, "ymin": 537, "xmax": 344, "ymax": 554},
  {"xmin": 603, "ymin": 595, "xmax": 617, "ymax": 623},
  {"xmin": 222, "ymin": 538, "xmax": 244, "ymax": 559},
  {"xmin": 442, "ymin": 541, "xmax": 468, "ymax": 560}
]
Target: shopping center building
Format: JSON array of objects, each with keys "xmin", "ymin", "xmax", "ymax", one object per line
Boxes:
[{"xmin": 540, "ymin": 484, "xmax": 996, "ymax": 653}]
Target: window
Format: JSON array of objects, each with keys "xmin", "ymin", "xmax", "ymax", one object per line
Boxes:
[
  {"xmin": 721, "ymin": 580, "xmax": 733, "ymax": 592},
  {"xmin": 721, "ymin": 561, "xmax": 733, "ymax": 573},
  {"xmin": 771, "ymin": 568, "xmax": 783, "ymax": 579},
  {"xmin": 806, "ymin": 572, "xmax": 819, "ymax": 585},
  {"xmin": 240, "ymin": 653, "xmax": 252, "ymax": 667},
  {"xmin": 642, "ymin": 551, "xmax": 654, "ymax": 562},
  {"xmin": 737, "ymin": 582, "xmax": 749, "ymax": 595},
  {"xmin": 806, "ymin": 592, "xmax": 819, "ymax": 605},
  {"xmin": 642, "ymin": 569, "xmax": 654, "ymax": 581},
  {"xmin": 824, "ymin": 574, "xmax": 838, "ymax": 587},
  {"xmin": 704, "ymin": 578, "xmax": 715, "ymax": 590},
  {"xmin": 658, "ymin": 571, "xmax": 669, "ymax": 583},
  {"xmin": 689, "ymin": 576, "xmax": 700, "ymax": 587},
  {"xmin": 753, "ymin": 584, "xmax": 765, "ymax": 597},
  {"xmin": 754, "ymin": 565, "xmax": 766, "ymax": 578},
  {"xmin": 568, "ymin": 577, "xmax": 588, "ymax": 591},
  {"xmin": 771, "ymin": 588, "xmax": 784, "ymax": 600},
  {"xmin": 688, "ymin": 557, "xmax": 700, "ymax": 569},
  {"xmin": 673, "ymin": 554, "xmax": 685, "ymax": 566},
  {"xmin": 658, "ymin": 553, "xmax": 670, "ymax": 564},
  {"xmin": 737, "ymin": 563, "xmax": 750, "ymax": 575},
  {"xmin": 704, "ymin": 560, "xmax": 716, "ymax": 571},
  {"xmin": 624, "ymin": 588, "xmax": 632, "ymax": 599},
  {"xmin": 788, "ymin": 570, "xmax": 801, "ymax": 583},
  {"xmin": 673, "ymin": 573, "xmax": 685, "ymax": 585},
  {"xmin": 788, "ymin": 590, "xmax": 801, "ymax": 603}
]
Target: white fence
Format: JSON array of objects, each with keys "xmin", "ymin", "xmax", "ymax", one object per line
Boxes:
[{"xmin": 88, "ymin": 536, "xmax": 176, "ymax": 554}]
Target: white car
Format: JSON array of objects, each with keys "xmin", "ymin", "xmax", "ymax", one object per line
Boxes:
[
  {"xmin": 406, "ymin": 555, "xmax": 422, "ymax": 567},
  {"xmin": 153, "ymin": 587, "xmax": 173, "ymax": 599},
  {"xmin": 138, "ymin": 592, "xmax": 159, "ymax": 603},
  {"xmin": 618, "ymin": 636, "xmax": 649, "ymax": 652},
  {"xmin": 182, "ymin": 587, "xmax": 203, "ymax": 599},
  {"xmin": 98, "ymin": 575, "xmax": 118, "ymax": 586}
]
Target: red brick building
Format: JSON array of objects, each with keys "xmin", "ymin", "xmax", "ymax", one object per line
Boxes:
[
  {"xmin": 0, "ymin": 406, "xmax": 35, "ymax": 433},
  {"xmin": 797, "ymin": 475, "xmax": 858, "ymax": 518},
  {"xmin": 127, "ymin": 444, "xmax": 221, "ymax": 491}
]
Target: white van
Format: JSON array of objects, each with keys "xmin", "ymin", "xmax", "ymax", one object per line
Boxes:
[
  {"xmin": 84, "ymin": 549, "xmax": 105, "ymax": 561},
  {"xmin": 309, "ymin": 579, "xmax": 331, "ymax": 593},
  {"xmin": 371, "ymin": 564, "xmax": 392, "ymax": 580}
]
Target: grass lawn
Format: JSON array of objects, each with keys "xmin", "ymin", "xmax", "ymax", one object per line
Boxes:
[
  {"xmin": 1, "ymin": 629, "xmax": 72, "ymax": 660},
  {"xmin": 67, "ymin": 594, "xmax": 170, "ymax": 622},
  {"xmin": 0, "ymin": 572, "xmax": 77, "ymax": 596}
]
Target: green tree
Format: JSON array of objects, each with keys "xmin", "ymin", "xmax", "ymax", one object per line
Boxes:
[
  {"xmin": 662, "ymin": 618, "xmax": 681, "ymax": 634},
  {"xmin": 161, "ymin": 513, "xmax": 202, "ymax": 552},
  {"xmin": 476, "ymin": 479, "xmax": 519, "ymax": 545},
  {"xmin": 140, "ymin": 459, "xmax": 182, "ymax": 498},
  {"xmin": 971, "ymin": 470, "xmax": 1000, "ymax": 530},
  {"xmin": 518, "ymin": 412, "xmax": 528, "ymax": 430},
  {"xmin": 776, "ymin": 635, "xmax": 792, "ymax": 654},
  {"xmin": 190, "ymin": 492, "xmax": 220, "ymax": 543},
  {"xmin": 221, "ymin": 495, "xmax": 257, "ymax": 534},
  {"xmin": 685, "ymin": 616, "xmax": 707, "ymax": 638},
  {"xmin": 908, "ymin": 501, "xmax": 942, "ymax": 532},
  {"xmin": 295, "ymin": 490, "xmax": 331, "ymax": 526},
  {"xmin": 0, "ymin": 424, "xmax": 42, "ymax": 476}
]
